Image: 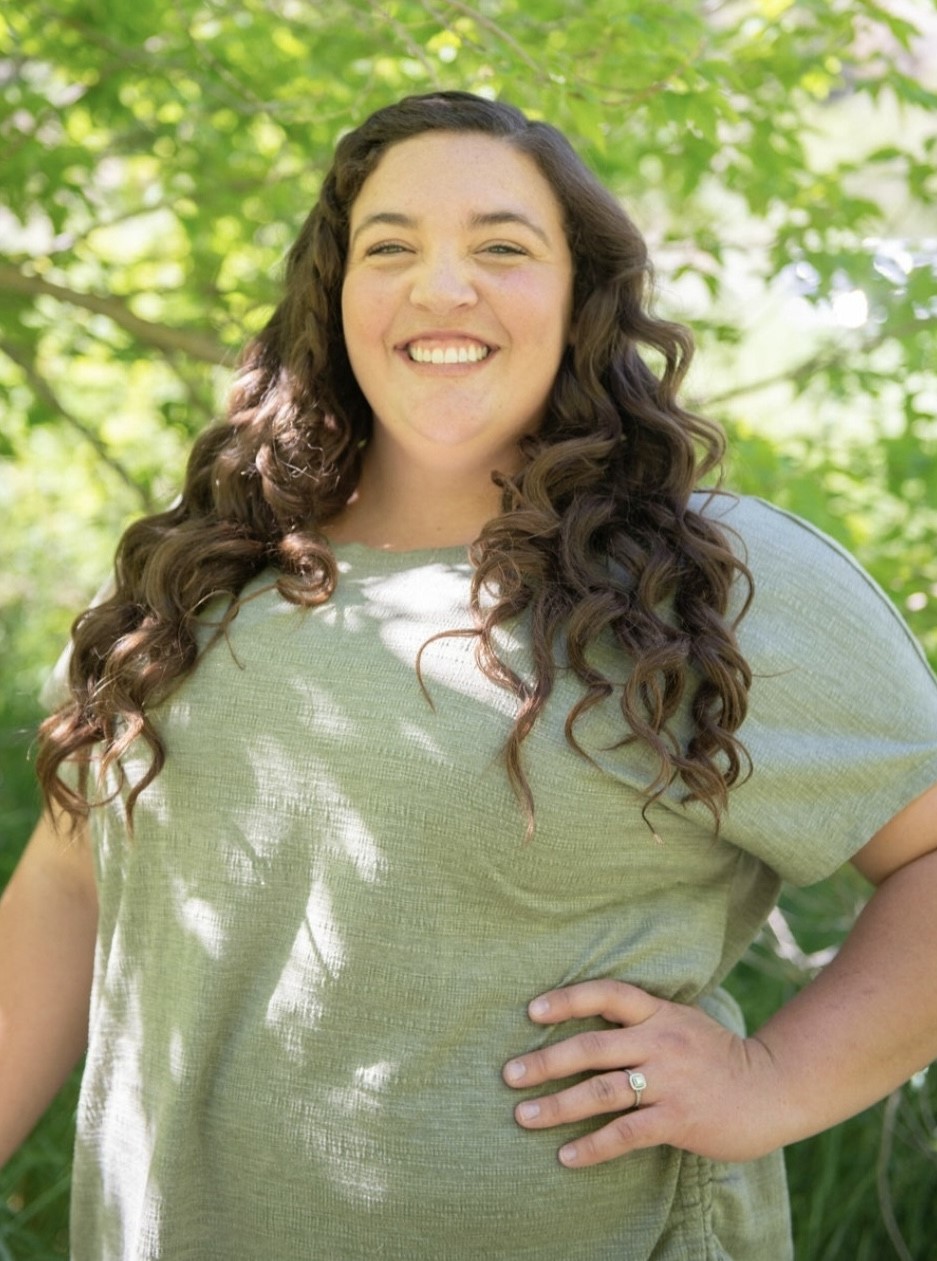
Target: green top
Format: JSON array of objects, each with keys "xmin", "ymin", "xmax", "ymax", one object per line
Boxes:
[{"xmin": 64, "ymin": 496, "xmax": 937, "ymax": 1260}]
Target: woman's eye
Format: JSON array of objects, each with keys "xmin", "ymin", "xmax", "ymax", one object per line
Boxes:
[
  {"xmin": 364, "ymin": 242, "xmax": 409, "ymax": 257},
  {"xmin": 483, "ymin": 243, "xmax": 527, "ymax": 256}
]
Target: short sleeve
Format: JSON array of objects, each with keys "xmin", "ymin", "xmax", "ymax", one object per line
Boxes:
[
  {"xmin": 703, "ymin": 495, "xmax": 937, "ymax": 885},
  {"xmin": 39, "ymin": 639, "xmax": 74, "ymax": 712},
  {"xmin": 38, "ymin": 576, "xmax": 115, "ymax": 713}
]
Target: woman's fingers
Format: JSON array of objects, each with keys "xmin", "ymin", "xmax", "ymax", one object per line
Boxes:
[
  {"xmin": 504, "ymin": 1027, "xmax": 641, "ymax": 1088},
  {"xmin": 555, "ymin": 1110, "xmax": 665, "ymax": 1168},
  {"xmin": 513, "ymin": 1067, "xmax": 650, "ymax": 1128},
  {"xmin": 526, "ymin": 978, "xmax": 660, "ymax": 1028},
  {"xmin": 502, "ymin": 979, "xmax": 660, "ymax": 1089},
  {"xmin": 501, "ymin": 980, "xmax": 666, "ymax": 1165},
  {"xmin": 503, "ymin": 979, "xmax": 787, "ymax": 1167}
]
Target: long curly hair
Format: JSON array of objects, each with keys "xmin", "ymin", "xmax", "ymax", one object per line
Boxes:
[{"xmin": 37, "ymin": 90, "xmax": 753, "ymax": 836}]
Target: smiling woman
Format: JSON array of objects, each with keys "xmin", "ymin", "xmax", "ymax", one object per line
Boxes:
[
  {"xmin": 3, "ymin": 90, "xmax": 937, "ymax": 1261},
  {"xmin": 337, "ymin": 130, "xmax": 574, "ymax": 546}
]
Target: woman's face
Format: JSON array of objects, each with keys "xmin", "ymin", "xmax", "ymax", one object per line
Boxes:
[{"xmin": 341, "ymin": 131, "xmax": 574, "ymax": 480}]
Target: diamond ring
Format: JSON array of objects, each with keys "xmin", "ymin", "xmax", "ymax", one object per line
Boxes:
[{"xmin": 627, "ymin": 1070, "xmax": 647, "ymax": 1109}]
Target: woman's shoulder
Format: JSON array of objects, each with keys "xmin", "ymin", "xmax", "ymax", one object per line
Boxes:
[
  {"xmin": 692, "ymin": 488, "xmax": 883, "ymax": 595},
  {"xmin": 691, "ymin": 490, "xmax": 932, "ymax": 674},
  {"xmin": 691, "ymin": 489, "xmax": 859, "ymax": 569}
]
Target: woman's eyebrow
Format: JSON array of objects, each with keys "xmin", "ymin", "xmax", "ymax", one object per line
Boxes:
[
  {"xmin": 349, "ymin": 212, "xmax": 415, "ymax": 248},
  {"xmin": 349, "ymin": 209, "xmax": 552, "ymax": 249},
  {"xmin": 468, "ymin": 211, "xmax": 551, "ymax": 246}
]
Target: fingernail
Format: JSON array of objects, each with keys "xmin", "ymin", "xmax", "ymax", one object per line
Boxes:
[
  {"xmin": 529, "ymin": 997, "xmax": 550, "ymax": 1018},
  {"xmin": 559, "ymin": 1144, "xmax": 578, "ymax": 1165},
  {"xmin": 517, "ymin": 1101, "xmax": 540, "ymax": 1121},
  {"xmin": 504, "ymin": 1060, "xmax": 526, "ymax": 1083}
]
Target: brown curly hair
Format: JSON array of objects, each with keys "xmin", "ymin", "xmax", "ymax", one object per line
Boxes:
[{"xmin": 37, "ymin": 90, "xmax": 752, "ymax": 836}]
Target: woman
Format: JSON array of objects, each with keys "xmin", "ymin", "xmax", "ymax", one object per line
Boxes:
[{"xmin": 2, "ymin": 90, "xmax": 936, "ymax": 1260}]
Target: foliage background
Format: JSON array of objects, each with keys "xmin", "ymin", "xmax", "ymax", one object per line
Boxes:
[{"xmin": 2, "ymin": 0, "xmax": 936, "ymax": 1256}]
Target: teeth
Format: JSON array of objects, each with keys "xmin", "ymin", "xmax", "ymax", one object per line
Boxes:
[{"xmin": 408, "ymin": 343, "xmax": 490, "ymax": 364}]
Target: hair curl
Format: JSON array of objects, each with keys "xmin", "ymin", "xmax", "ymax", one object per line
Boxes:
[{"xmin": 37, "ymin": 90, "xmax": 752, "ymax": 836}]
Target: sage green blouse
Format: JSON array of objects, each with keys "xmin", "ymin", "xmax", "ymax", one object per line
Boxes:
[{"xmin": 64, "ymin": 495, "xmax": 937, "ymax": 1260}]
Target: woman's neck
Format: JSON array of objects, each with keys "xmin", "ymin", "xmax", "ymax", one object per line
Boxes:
[{"xmin": 324, "ymin": 443, "xmax": 509, "ymax": 551}]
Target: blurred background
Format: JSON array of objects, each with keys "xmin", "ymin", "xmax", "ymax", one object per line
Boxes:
[{"xmin": 2, "ymin": 1, "xmax": 935, "ymax": 1255}]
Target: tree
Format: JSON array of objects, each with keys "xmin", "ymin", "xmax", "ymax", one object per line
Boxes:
[{"xmin": 2, "ymin": 2, "xmax": 935, "ymax": 1255}]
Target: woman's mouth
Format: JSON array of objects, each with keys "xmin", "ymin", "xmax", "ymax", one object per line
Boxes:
[{"xmin": 405, "ymin": 340, "xmax": 492, "ymax": 365}]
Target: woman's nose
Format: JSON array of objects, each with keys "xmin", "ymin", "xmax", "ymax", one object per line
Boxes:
[{"xmin": 409, "ymin": 251, "xmax": 478, "ymax": 311}]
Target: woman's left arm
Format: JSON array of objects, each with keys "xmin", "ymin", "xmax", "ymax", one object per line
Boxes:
[{"xmin": 503, "ymin": 781, "xmax": 937, "ymax": 1168}]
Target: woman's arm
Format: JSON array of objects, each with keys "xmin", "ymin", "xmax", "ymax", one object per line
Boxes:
[
  {"xmin": 0, "ymin": 810, "xmax": 98, "ymax": 1168},
  {"xmin": 502, "ymin": 781, "xmax": 937, "ymax": 1167}
]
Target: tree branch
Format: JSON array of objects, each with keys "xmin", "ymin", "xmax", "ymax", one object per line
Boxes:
[
  {"xmin": 699, "ymin": 347, "xmax": 843, "ymax": 408},
  {"xmin": 371, "ymin": 1, "xmax": 440, "ymax": 79},
  {"xmin": 420, "ymin": 0, "xmax": 545, "ymax": 77},
  {"xmin": 0, "ymin": 264, "xmax": 230, "ymax": 365},
  {"xmin": 37, "ymin": 200, "xmax": 187, "ymax": 259},
  {"xmin": 700, "ymin": 315, "xmax": 937, "ymax": 409},
  {"xmin": 0, "ymin": 338, "xmax": 155, "ymax": 511}
]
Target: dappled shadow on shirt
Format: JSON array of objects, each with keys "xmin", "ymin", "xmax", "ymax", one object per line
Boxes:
[{"xmin": 70, "ymin": 559, "xmax": 786, "ymax": 1260}]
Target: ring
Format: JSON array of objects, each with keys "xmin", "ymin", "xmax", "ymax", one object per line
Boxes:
[{"xmin": 627, "ymin": 1070, "xmax": 647, "ymax": 1109}]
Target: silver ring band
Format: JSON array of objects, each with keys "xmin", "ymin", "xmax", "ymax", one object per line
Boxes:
[{"xmin": 627, "ymin": 1070, "xmax": 647, "ymax": 1109}]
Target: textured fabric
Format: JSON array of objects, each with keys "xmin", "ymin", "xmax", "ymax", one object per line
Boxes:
[{"xmin": 61, "ymin": 494, "xmax": 937, "ymax": 1260}]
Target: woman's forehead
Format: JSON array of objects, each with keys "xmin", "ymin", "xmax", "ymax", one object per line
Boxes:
[{"xmin": 349, "ymin": 132, "xmax": 565, "ymax": 231}]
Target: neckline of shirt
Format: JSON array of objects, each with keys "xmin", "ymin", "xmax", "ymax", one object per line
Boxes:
[{"xmin": 328, "ymin": 538, "xmax": 473, "ymax": 565}]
